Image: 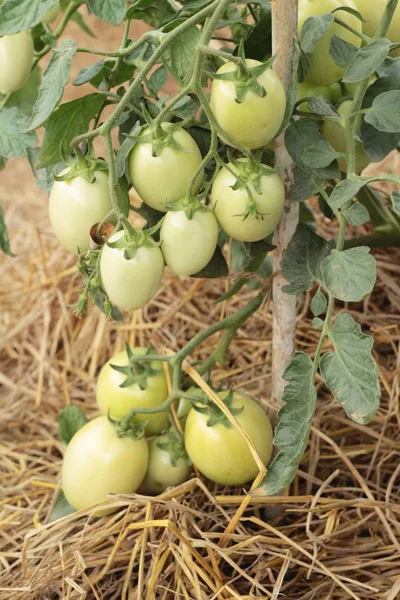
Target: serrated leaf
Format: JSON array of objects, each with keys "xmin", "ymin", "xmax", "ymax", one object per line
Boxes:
[
  {"xmin": 59, "ymin": 405, "xmax": 88, "ymax": 445},
  {"xmin": 321, "ymin": 247, "xmax": 376, "ymax": 302},
  {"xmin": 343, "ymin": 38, "xmax": 391, "ymax": 84},
  {"xmin": 291, "ymin": 166, "xmax": 323, "ymax": 202},
  {"xmin": 257, "ymin": 352, "xmax": 317, "ymax": 495},
  {"xmin": 300, "ymin": 13, "xmax": 334, "ymax": 54},
  {"xmin": 328, "ymin": 178, "xmax": 365, "ymax": 210},
  {"xmin": 311, "ymin": 286, "xmax": 327, "ymax": 316},
  {"xmin": 26, "ymin": 147, "xmax": 56, "ymax": 194},
  {"xmin": 192, "ymin": 246, "xmax": 229, "ymax": 279},
  {"xmin": 320, "ymin": 313, "xmax": 380, "ymax": 424},
  {"xmin": 285, "ymin": 119, "xmax": 340, "ymax": 170},
  {"xmin": 8, "ymin": 67, "xmax": 41, "ymax": 117},
  {"xmin": 0, "ymin": 107, "xmax": 37, "ymax": 158},
  {"xmin": 329, "ymin": 35, "xmax": 358, "ymax": 68},
  {"xmin": 0, "ymin": 0, "xmax": 58, "ymax": 35},
  {"xmin": 391, "ymin": 191, "xmax": 400, "ymax": 215},
  {"xmin": 87, "ymin": 0, "xmax": 127, "ymax": 25},
  {"xmin": 48, "ymin": 491, "xmax": 76, "ymax": 522},
  {"xmin": 282, "ymin": 224, "xmax": 330, "ymax": 294},
  {"xmin": 27, "ymin": 41, "xmax": 76, "ymax": 131},
  {"xmin": 73, "ymin": 60, "xmax": 106, "ymax": 86},
  {"xmin": 147, "ymin": 66, "xmax": 168, "ymax": 96},
  {"xmin": 364, "ymin": 90, "xmax": 400, "ymax": 133},
  {"xmin": 343, "ymin": 203, "xmax": 370, "ymax": 226},
  {"xmin": 38, "ymin": 94, "xmax": 105, "ymax": 168},
  {"xmin": 0, "ymin": 205, "xmax": 14, "ymax": 256},
  {"xmin": 307, "ymin": 96, "xmax": 340, "ymax": 117},
  {"xmin": 244, "ymin": 3, "xmax": 272, "ymax": 61},
  {"xmin": 162, "ymin": 26, "xmax": 201, "ymax": 83}
]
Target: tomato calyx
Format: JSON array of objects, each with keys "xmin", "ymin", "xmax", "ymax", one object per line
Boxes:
[
  {"xmin": 165, "ymin": 189, "xmax": 212, "ymax": 219},
  {"xmin": 106, "ymin": 218, "xmax": 162, "ymax": 260},
  {"xmin": 54, "ymin": 147, "xmax": 108, "ymax": 184},
  {"xmin": 108, "ymin": 411, "xmax": 148, "ymax": 440},
  {"xmin": 156, "ymin": 431, "xmax": 190, "ymax": 467},
  {"xmin": 129, "ymin": 108, "xmax": 189, "ymax": 157},
  {"xmin": 110, "ymin": 343, "xmax": 163, "ymax": 390},
  {"xmin": 193, "ymin": 389, "xmax": 244, "ymax": 428}
]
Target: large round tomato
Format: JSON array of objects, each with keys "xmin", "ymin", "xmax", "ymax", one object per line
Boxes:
[
  {"xmin": 129, "ymin": 124, "xmax": 204, "ymax": 212},
  {"xmin": 42, "ymin": 2, "xmax": 60, "ymax": 24},
  {"xmin": 160, "ymin": 209, "xmax": 218, "ymax": 278},
  {"xmin": 49, "ymin": 169, "xmax": 113, "ymax": 255},
  {"xmin": 0, "ymin": 31, "xmax": 34, "ymax": 95},
  {"xmin": 142, "ymin": 433, "xmax": 192, "ymax": 494},
  {"xmin": 100, "ymin": 231, "xmax": 164, "ymax": 311},
  {"xmin": 185, "ymin": 392, "xmax": 273, "ymax": 486},
  {"xmin": 354, "ymin": 0, "xmax": 400, "ymax": 44},
  {"xmin": 299, "ymin": 0, "xmax": 362, "ymax": 86},
  {"xmin": 210, "ymin": 58, "xmax": 286, "ymax": 149},
  {"xmin": 322, "ymin": 99, "xmax": 370, "ymax": 173},
  {"xmin": 61, "ymin": 416, "xmax": 148, "ymax": 514},
  {"xmin": 96, "ymin": 348, "xmax": 169, "ymax": 435},
  {"xmin": 211, "ymin": 160, "xmax": 285, "ymax": 242}
]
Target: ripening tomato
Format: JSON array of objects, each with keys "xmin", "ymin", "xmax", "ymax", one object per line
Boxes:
[
  {"xmin": 42, "ymin": 2, "xmax": 60, "ymax": 24},
  {"xmin": 210, "ymin": 58, "xmax": 286, "ymax": 149},
  {"xmin": 160, "ymin": 209, "xmax": 218, "ymax": 278},
  {"xmin": 96, "ymin": 348, "xmax": 169, "ymax": 435},
  {"xmin": 0, "ymin": 31, "xmax": 34, "ymax": 95},
  {"xmin": 129, "ymin": 124, "xmax": 204, "ymax": 212},
  {"xmin": 100, "ymin": 230, "xmax": 165, "ymax": 312},
  {"xmin": 61, "ymin": 416, "xmax": 148, "ymax": 514},
  {"xmin": 299, "ymin": 0, "xmax": 362, "ymax": 85},
  {"xmin": 322, "ymin": 99, "xmax": 371, "ymax": 173},
  {"xmin": 141, "ymin": 433, "xmax": 192, "ymax": 494},
  {"xmin": 49, "ymin": 169, "xmax": 113, "ymax": 255},
  {"xmin": 354, "ymin": 0, "xmax": 400, "ymax": 45},
  {"xmin": 185, "ymin": 392, "xmax": 273, "ymax": 486},
  {"xmin": 211, "ymin": 159, "xmax": 285, "ymax": 242}
]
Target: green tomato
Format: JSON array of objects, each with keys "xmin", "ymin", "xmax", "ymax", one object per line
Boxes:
[
  {"xmin": 299, "ymin": 0, "xmax": 362, "ymax": 85},
  {"xmin": 96, "ymin": 348, "xmax": 169, "ymax": 435},
  {"xmin": 0, "ymin": 31, "xmax": 34, "ymax": 95},
  {"xmin": 61, "ymin": 416, "xmax": 148, "ymax": 515},
  {"xmin": 141, "ymin": 433, "xmax": 192, "ymax": 494},
  {"xmin": 185, "ymin": 392, "xmax": 273, "ymax": 486},
  {"xmin": 100, "ymin": 231, "xmax": 165, "ymax": 312},
  {"xmin": 211, "ymin": 159, "xmax": 285, "ymax": 242},
  {"xmin": 42, "ymin": 2, "xmax": 60, "ymax": 24},
  {"xmin": 160, "ymin": 209, "xmax": 218, "ymax": 279},
  {"xmin": 49, "ymin": 169, "xmax": 113, "ymax": 255},
  {"xmin": 129, "ymin": 124, "xmax": 204, "ymax": 212},
  {"xmin": 329, "ymin": 82, "xmax": 343, "ymax": 105},
  {"xmin": 210, "ymin": 58, "xmax": 286, "ymax": 149},
  {"xmin": 322, "ymin": 99, "xmax": 371, "ymax": 173},
  {"xmin": 354, "ymin": 0, "xmax": 400, "ymax": 45},
  {"xmin": 298, "ymin": 81, "xmax": 335, "ymax": 113}
]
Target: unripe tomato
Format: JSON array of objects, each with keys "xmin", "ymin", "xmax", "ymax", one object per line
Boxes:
[
  {"xmin": 97, "ymin": 348, "xmax": 169, "ymax": 435},
  {"xmin": 354, "ymin": 0, "xmax": 400, "ymax": 44},
  {"xmin": 42, "ymin": 2, "xmax": 61, "ymax": 24},
  {"xmin": 322, "ymin": 99, "xmax": 370, "ymax": 173},
  {"xmin": 129, "ymin": 124, "xmax": 204, "ymax": 212},
  {"xmin": 61, "ymin": 416, "xmax": 148, "ymax": 515},
  {"xmin": 49, "ymin": 169, "xmax": 113, "ymax": 255},
  {"xmin": 185, "ymin": 392, "xmax": 273, "ymax": 486},
  {"xmin": 211, "ymin": 160, "xmax": 285, "ymax": 242},
  {"xmin": 100, "ymin": 231, "xmax": 164, "ymax": 312},
  {"xmin": 160, "ymin": 209, "xmax": 218, "ymax": 278},
  {"xmin": 330, "ymin": 82, "xmax": 343, "ymax": 105},
  {"xmin": 142, "ymin": 433, "xmax": 192, "ymax": 494},
  {"xmin": 298, "ymin": 81, "xmax": 335, "ymax": 112},
  {"xmin": 299, "ymin": 0, "xmax": 362, "ymax": 85},
  {"xmin": 0, "ymin": 31, "xmax": 34, "ymax": 95},
  {"xmin": 210, "ymin": 58, "xmax": 286, "ymax": 149}
]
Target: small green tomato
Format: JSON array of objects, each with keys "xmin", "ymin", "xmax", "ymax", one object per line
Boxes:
[
  {"xmin": 142, "ymin": 433, "xmax": 192, "ymax": 495},
  {"xmin": 0, "ymin": 31, "xmax": 34, "ymax": 95},
  {"xmin": 42, "ymin": 2, "xmax": 61, "ymax": 24}
]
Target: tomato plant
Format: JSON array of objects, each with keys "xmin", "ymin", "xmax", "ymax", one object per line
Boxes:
[{"xmin": 142, "ymin": 431, "xmax": 192, "ymax": 495}]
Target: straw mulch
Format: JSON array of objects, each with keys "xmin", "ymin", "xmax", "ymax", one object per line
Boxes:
[{"xmin": 1, "ymin": 153, "xmax": 400, "ymax": 600}]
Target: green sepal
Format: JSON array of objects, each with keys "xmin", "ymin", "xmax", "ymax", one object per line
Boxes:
[
  {"xmin": 53, "ymin": 148, "xmax": 109, "ymax": 185},
  {"xmin": 193, "ymin": 389, "xmax": 244, "ymax": 428},
  {"xmin": 156, "ymin": 431, "xmax": 190, "ymax": 467},
  {"xmin": 110, "ymin": 342, "xmax": 162, "ymax": 391},
  {"xmin": 106, "ymin": 218, "xmax": 162, "ymax": 260},
  {"xmin": 164, "ymin": 186, "xmax": 213, "ymax": 219},
  {"xmin": 108, "ymin": 410, "xmax": 148, "ymax": 440}
]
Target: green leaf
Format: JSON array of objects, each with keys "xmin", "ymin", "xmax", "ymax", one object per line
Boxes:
[
  {"xmin": 0, "ymin": 0, "xmax": 58, "ymax": 35},
  {"xmin": 0, "ymin": 107, "xmax": 37, "ymax": 159},
  {"xmin": 364, "ymin": 90, "xmax": 400, "ymax": 133},
  {"xmin": 328, "ymin": 178, "xmax": 365, "ymax": 210},
  {"xmin": 87, "ymin": 0, "xmax": 127, "ymax": 25},
  {"xmin": 38, "ymin": 94, "xmax": 105, "ymax": 168},
  {"xmin": 282, "ymin": 224, "xmax": 330, "ymax": 294},
  {"xmin": 311, "ymin": 286, "xmax": 327, "ymax": 317},
  {"xmin": 291, "ymin": 166, "xmax": 322, "ymax": 202},
  {"xmin": 342, "ymin": 203, "xmax": 370, "ymax": 226},
  {"xmin": 329, "ymin": 35, "xmax": 358, "ymax": 68},
  {"xmin": 343, "ymin": 39, "xmax": 391, "ymax": 84},
  {"xmin": 192, "ymin": 246, "xmax": 229, "ymax": 279},
  {"xmin": 27, "ymin": 41, "xmax": 76, "ymax": 131},
  {"xmin": 8, "ymin": 67, "xmax": 41, "ymax": 117},
  {"xmin": 312, "ymin": 317, "xmax": 324, "ymax": 329},
  {"xmin": 285, "ymin": 119, "xmax": 341, "ymax": 170},
  {"xmin": 27, "ymin": 147, "xmax": 56, "ymax": 194},
  {"xmin": 116, "ymin": 137, "xmax": 136, "ymax": 178},
  {"xmin": 48, "ymin": 491, "xmax": 76, "ymax": 522},
  {"xmin": 59, "ymin": 404, "xmax": 88, "ymax": 445},
  {"xmin": 126, "ymin": 0, "xmax": 176, "ymax": 28},
  {"xmin": 244, "ymin": 3, "xmax": 272, "ymax": 61},
  {"xmin": 320, "ymin": 313, "xmax": 380, "ymax": 424},
  {"xmin": 73, "ymin": 60, "xmax": 106, "ymax": 86},
  {"xmin": 307, "ymin": 96, "xmax": 339, "ymax": 117},
  {"xmin": 321, "ymin": 247, "xmax": 377, "ymax": 302},
  {"xmin": 162, "ymin": 26, "xmax": 201, "ymax": 83},
  {"xmin": 391, "ymin": 191, "xmax": 400, "ymax": 215},
  {"xmin": 147, "ymin": 66, "xmax": 168, "ymax": 96},
  {"xmin": 0, "ymin": 205, "xmax": 14, "ymax": 256},
  {"xmin": 300, "ymin": 13, "xmax": 334, "ymax": 54},
  {"xmin": 257, "ymin": 352, "xmax": 317, "ymax": 495}
]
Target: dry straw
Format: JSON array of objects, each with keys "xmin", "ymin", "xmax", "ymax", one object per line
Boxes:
[{"xmin": 1, "ymin": 157, "xmax": 400, "ymax": 599}]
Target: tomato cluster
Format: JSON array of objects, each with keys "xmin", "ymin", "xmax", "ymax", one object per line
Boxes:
[{"xmin": 61, "ymin": 346, "xmax": 274, "ymax": 513}]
